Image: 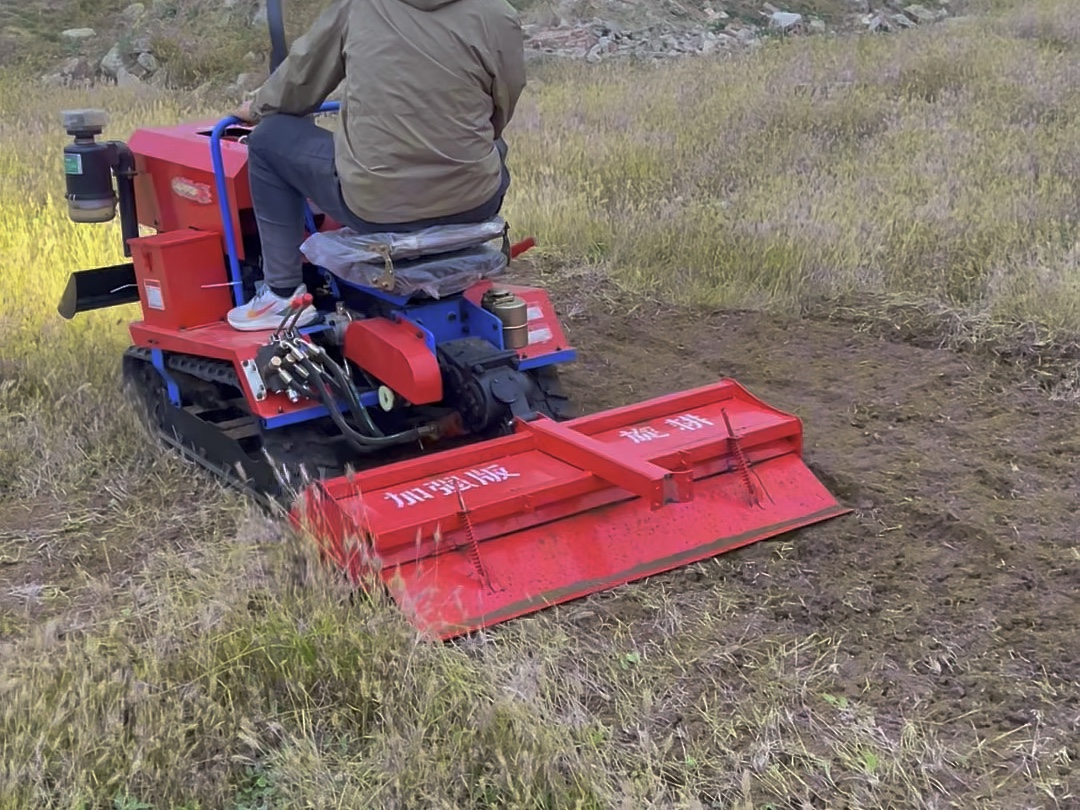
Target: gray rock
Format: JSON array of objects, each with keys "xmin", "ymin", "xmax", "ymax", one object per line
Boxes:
[
  {"xmin": 100, "ymin": 43, "xmax": 125, "ymax": 78},
  {"xmin": 41, "ymin": 56, "xmax": 94, "ymax": 86},
  {"xmin": 903, "ymin": 4, "xmax": 939, "ymax": 24},
  {"xmin": 769, "ymin": 11, "xmax": 804, "ymax": 31},
  {"xmin": 889, "ymin": 12, "xmax": 916, "ymax": 27},
  {"xmin": 115, "ymin": 66, "xmax": 141, "ymax": 87},
  {"xmin": 122, "ymin": 3, "xmax": 146, "ymax": 23},
  {"xmin": 60, "ymin": 28, "xmax": 96, "ymax": 41},
  {"xmin": 225, "ymin": 71, "xmax": 265, "ymax": 94},
  {"xmin": 863, "ymin": 12, "xmax": 891, "ymax": 32},
  {"xmin": 136, "ymin": 52, "xmax": 159, "ymax": 74}
]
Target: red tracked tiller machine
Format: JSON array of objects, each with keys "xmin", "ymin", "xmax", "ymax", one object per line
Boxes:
[{"xmin": 55, "ymin": 0, "xmax": 850, "ymax": 639}]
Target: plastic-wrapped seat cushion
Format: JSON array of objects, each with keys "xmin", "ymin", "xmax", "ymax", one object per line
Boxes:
[{"xmin": 300, "ymin": 218, "xmax": 510, "ymax": 298}]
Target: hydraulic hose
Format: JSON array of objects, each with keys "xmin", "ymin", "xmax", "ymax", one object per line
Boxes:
[
  {"xmin": 287, "ymin": 337, "xmax": 388, "ymax": 438},
  {"xmin": 297, "ymin": 356, "xmax": 427, "ymax": 449},
  {"xmin": 282, "ymin": 337, "xmax": 384, "ymax": 437},
  {"xmin": 110, "ymin": 142, "xmax": 139, "ymax": 257},
  {"xmin": 320, "ymin": 354, "xmax": 386, "ymax": 437}
]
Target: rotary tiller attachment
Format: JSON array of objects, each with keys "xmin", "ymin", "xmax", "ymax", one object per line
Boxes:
[{"xmin": 290, "ymin": 379, "xmax": 851, "ymax": 639}]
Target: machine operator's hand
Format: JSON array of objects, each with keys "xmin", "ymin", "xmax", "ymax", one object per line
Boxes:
[{"xmin": 232, "ymin": 99, "xmax": 257, "ymax": 124}]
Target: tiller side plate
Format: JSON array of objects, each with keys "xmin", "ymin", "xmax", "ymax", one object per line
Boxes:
[{"xmin": 291, "ymin": 379, "xmax": 851, "ymax": 639}]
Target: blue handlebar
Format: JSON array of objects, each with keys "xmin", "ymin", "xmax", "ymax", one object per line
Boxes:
[{"xmin": 209, "ymin": 101, "xmax": 341, "ymax": 306}]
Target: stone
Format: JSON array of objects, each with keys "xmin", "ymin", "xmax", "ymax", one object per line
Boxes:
[
  {"xmin": 100, "ymin": 43, "xmax": 125, "ymax": 78},
  {"xmin": 115, "ymin": 66, "xmax": 141, "ymax": 87},
  {"xmin": 769, "ymin": 11, "xmax": 804, "ymax": 32},
  {"xmin": 903, "ymin": 4, "xmax": 938, "ymax": 24},
  {"xmin": 41, "ymin": 56, "xmax": 94, "ymax": 86},
  {"xmin": 889, "ymin": 12, "xmax": 916, "ymax": 27},
  {"xmin": 60, "ymin": 28, "xmax": 96, "ymax": 41},
  {"xmin": 233, "ymin": 71, "xmax": 264, "ymax": 91},
  {"xmin": 122, "ymin": 3, "xmax": 146, "ymax": 23},
  {"xmin": 136, "ymin": 52, "xmax": 159, "ymax": 74},
  {"xmin": 863, "ymin": 12, "xmax": 891, "ymax": 32}
]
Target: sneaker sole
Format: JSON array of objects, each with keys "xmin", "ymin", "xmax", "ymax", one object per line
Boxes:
[{"xmin": 227, "ymin": 308, "xmax": 319, "ymax": 332}]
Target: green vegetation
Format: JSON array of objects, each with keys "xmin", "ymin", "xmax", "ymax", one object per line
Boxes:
[
  {"xmin": 1, "ymin": 0, "xmax": 1078, "ymax": 807},
  {"xmin": 509, "ymin": 10, "xmax": 1080, "ymax": 357}
]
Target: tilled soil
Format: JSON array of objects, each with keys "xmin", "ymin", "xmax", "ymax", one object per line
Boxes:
[{"xmin": 547, "ymin": 282, "xmax": 1079, "ymax": 805}]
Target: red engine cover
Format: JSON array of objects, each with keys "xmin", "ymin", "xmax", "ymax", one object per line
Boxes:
[{"xmin": 128, "ymin": 121, "xmax": 254, "ymax": 260}]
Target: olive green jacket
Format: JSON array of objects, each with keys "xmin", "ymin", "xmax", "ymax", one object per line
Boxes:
[{"xmin": 249, "ymin": 0, "xmax": 526, "ymax": 224}]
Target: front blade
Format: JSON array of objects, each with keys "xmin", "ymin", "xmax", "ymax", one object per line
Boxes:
[{"xmin": 292, "ymin": 379, "xmax": 852, "ymax": 639}]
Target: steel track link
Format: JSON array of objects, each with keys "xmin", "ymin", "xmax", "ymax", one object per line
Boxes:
[{"xmin": 125, "ymin": 345, "xmax": 242, "ymax": 389}]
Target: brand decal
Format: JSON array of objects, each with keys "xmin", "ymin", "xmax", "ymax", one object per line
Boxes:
[
  {"xmin": 170, "ymin": 176, "xmax": 212, "ymax": 205},
  {"xmin": 383, "ymin": 464, "xmax": 521, "ymax": 508},
  {"xmin": 619, "ymin": 413, "xmax": 715, "ymax": 444}
]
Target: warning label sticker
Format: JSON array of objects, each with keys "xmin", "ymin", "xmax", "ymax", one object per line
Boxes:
[{"xmin": 144, "ymin": 281, "xmax": 164, "ymax": 310}]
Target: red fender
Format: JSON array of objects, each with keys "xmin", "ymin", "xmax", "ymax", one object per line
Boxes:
[{"xmin": 343, "ymin": 317, "xmax": 442, "ymax": 405}]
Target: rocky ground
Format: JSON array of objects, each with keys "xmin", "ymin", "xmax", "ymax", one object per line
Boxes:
[{"xmin": 31, "ymin": 0, "xmax": 960, "ymax": 91}]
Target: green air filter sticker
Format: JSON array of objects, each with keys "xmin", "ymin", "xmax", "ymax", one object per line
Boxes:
[{"xmin": 64, "ymin": 153, "xmax": 83, "ymax": 175}]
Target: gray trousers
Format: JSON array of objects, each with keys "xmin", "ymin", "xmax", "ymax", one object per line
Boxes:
[{"xmin": 245, "ymin": 113, "xmax": 511, "ymax": 291}]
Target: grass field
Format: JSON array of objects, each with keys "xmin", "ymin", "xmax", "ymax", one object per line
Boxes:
[{"xmin": 2, "ymin": 0, "xmax": 1079, "ymax": 807}]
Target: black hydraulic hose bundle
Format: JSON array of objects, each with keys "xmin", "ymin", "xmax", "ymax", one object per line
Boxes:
[
  {"xmin": 275, "ymin": 337, "xmax": 429, "ymax": 450},
  {"xmin": 299, "ymin": 355, "xmax": 429, "ymax": 449}
]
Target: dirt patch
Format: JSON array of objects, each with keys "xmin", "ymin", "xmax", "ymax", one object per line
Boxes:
[
  {"xmin": 533, "ymin": 269, "xmax": 1080, "ymax": 800},
  {"xmin": 0, "ymin": 476, "xmax": 247, "ymax": 639}
]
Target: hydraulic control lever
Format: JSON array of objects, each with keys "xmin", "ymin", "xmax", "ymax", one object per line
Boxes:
[{"xmin": 272, "ymin": 292, "xmax": 315, "ymax": 341}]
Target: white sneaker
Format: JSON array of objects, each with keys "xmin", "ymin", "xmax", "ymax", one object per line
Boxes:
[{"xmin": 226, "ymin": 283, "xmax": 318, "ymax": 332}]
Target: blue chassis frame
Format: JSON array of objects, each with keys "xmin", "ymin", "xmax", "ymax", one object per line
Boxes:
[{"xmin": 147, "ymin": 102, "xmax": 575, "ymax": 432}]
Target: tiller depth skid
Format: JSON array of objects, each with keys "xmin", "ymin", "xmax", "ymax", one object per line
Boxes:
[{"xmin": 296, "ymin": 379, "xmax": 849, "ymax": 639}]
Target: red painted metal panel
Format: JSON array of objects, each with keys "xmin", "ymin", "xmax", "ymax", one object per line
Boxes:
[
  {"xmin": 129, "ymin": 230, "xmax": 234, "ymax": 331},
  {"xmin": 343, "ymin": 318, "xmax": 443, "ymax": 405},
  {"xmin": 384, "ymin": 454, "xmax": 848, "ymax": 639},
  {"xmin": 291, "ymin": 379, "xmax": 851, "ymax": 638},
  {"xmin": 461, "ymin": 284, "xmax": 573, "ymax": 360},
  {"xmin": 128, "ymin": 123, "xmax": 253, "ymax": 257},
  {"xmin": 128, "ymin": 320, "xmax": 317, "ymax": 421}
]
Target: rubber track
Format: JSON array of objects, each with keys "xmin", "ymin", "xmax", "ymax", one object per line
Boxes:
[{"xmin": 124, "ymin": 346, "xmax": 284, "ymax": 509}]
